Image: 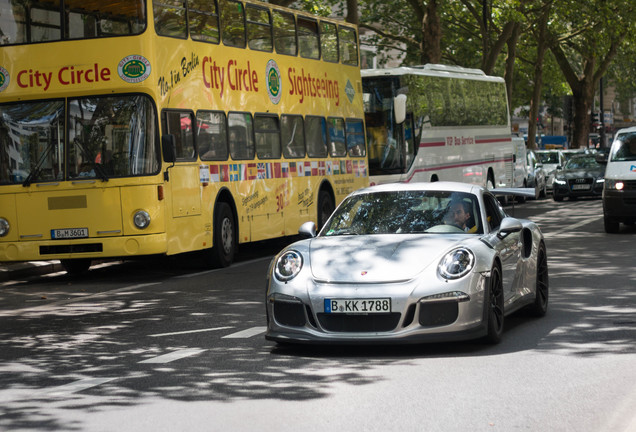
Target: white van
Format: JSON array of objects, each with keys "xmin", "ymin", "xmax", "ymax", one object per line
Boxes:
[
  {"xmin": 512, "ymin": 136, "xmax": 528, "ymax": 188},
  {"xmin": 601, "ymin": 126, "xmax": 636, "ymax": 233}
]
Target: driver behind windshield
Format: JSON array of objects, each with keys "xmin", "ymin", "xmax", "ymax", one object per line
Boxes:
[{"xmin": 444, "ymin": 199, "xmax": 474, "ymax": 232}]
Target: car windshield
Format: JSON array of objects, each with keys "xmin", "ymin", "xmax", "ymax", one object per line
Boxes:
[
  {"xmin": 563, "ymin": 156, "xmax": 599, "ymax": 170},
  {"xmin": 538, "ymin": 152, "xmax": 560, "ymax": 164},
  {"xmin": 322, "ymin": 190, "xmax": 482, "ymax": 236},
  {"xmin": 610, "ymin": 133, "xmax": 636, "ymax": 162}
]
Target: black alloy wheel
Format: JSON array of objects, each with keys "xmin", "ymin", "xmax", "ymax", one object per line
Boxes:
[
  {"xmin": 528, "ymin": 243, "xmax": 549, "ymax": 316},
  {"xmin": 485, "ymin": 264, "xmax": 504, "ymax": 344}
]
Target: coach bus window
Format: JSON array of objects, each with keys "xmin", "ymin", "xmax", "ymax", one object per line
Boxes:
[
  {"xmin": 247, "ymin": 5, "xmax": 272, "ymax": 52},
  {"xmin": 306, "ymin": 116, "xmax": 327, "ymax": 158},
  {"xmin": 189, "ymin": 0, "xmax": 220, "ymax": 43},
  {"xmin": 328, "ymin": 118, "xmax": 346, "ymax": 157},
  {"xmin": 30, "ymin": 3, "xmax": 61, "ymax": 42},
  {"xmin": 154, "ymin": 0, "xmax": 187, "ymax": 38},
  {"xmin": 220, "ymin": 0, "xmax": 245, "ymax": 48},
  {"xmin": 320, "ymin": 21, "xmax": 338, "ymax": 63},
  {"xmin": 254, "ymin": 115, "xmax": 281, "ymax": 159},
  {"xmin": 297, "ymin": 17, "xmax": 319, "ymax": 60},
  {"xmin": 228, "ymin": 112, "xmax": 255, "ymax": 160},
  {"xmin": 0, "ymin": 100, "xmax": 64, "ymax": 184},
  {"xmin": 346, "ymin": 119, "xmax": 366, "ymax": 157},
  {"xmin": 272, "ymin": 10, "xmax": 296, "ymax": 56},
  {"xmin": 281, "ymin": 115, "xmax": 305, "ymax": 158},
  {"xmin": 69, "ymin": 95, "xmax": 159, "ymax": 178},
  {"xmin": 338, "ymin": 26, "xmax": 358, "ymax": 66},
  {"xmin": 163, "ymin": 111, "xmax": 196, "ymax": 161},
  {"xmin": 197, "ymin": 111, "xmax": 228, "ymax": 161}
]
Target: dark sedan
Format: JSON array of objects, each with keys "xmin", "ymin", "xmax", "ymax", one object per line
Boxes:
[{"xmin": 553, "ymin": 155, "xmax": 605, "ymax": 201}]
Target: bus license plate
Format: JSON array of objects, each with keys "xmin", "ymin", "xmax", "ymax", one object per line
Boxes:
[
  {"xmin": 324, "ymin": 298, "xmax": 391, "ymax": 314},
  {"xmin": 51, "ymin": 228, "xmax": 89, "ymax": 239}
]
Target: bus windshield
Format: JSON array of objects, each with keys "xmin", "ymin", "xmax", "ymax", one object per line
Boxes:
[
  {"xmin": 0, "ymin": 95, "xmax": 159, "ymax": 185},
  {"xmin": 0, "ymin": 0, "xmax": 146, "ymax": 46}
]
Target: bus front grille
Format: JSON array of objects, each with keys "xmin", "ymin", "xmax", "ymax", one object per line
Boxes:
[{"xmin": 40, "ymin": 244, "xmax": 103, "ymax": 255}]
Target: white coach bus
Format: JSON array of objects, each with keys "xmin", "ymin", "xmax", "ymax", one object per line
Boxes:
[{"xmin": 362, "ymin": 64, "xmax": 514, "ymax": 188}]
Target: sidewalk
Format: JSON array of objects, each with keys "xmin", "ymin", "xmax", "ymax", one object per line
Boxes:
[{"xmin": 0, "ymin": 260, "xmax": 63, "ymax": 282}]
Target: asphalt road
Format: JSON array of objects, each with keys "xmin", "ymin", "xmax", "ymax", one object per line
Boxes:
[{"xmin": 0, "ymin": 196, "xmax": 635, "ymax": 432}]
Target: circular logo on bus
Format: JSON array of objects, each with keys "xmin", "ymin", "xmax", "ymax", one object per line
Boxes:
[
  {"xmin": 118, "ymin": 55, "xmax": 151, "ymax": 83},
  {"xmin": 266, "ymin": 60, "xmax": 282, "ymax": 105},
  {"xmin": 0, "ymin": 66, "xmax": 9, "ymax": 92}
]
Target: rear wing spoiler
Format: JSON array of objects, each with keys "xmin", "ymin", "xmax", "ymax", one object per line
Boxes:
[{"xmin": 490, "ymin": 188, "xmax": 537, "ymax": 198}]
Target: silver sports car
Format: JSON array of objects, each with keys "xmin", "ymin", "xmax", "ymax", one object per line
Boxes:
[{"xmin": 265, "ymin": 182, "xmax": 548, "ymax": 345}]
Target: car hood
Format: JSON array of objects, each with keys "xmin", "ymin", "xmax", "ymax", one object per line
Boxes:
[
  {"xmin": 307, "ymin": 234, "xmax": 468, "ymax": 283},
  {"xmin": 557, "ymin": 168, "xmax": 604, "ymax": 179}
]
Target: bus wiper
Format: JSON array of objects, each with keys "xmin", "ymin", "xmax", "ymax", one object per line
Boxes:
[
  {"xmin": 22, "ymin": 143, "xmax": 55, "ymax": 187},
  {"xmin": 93, "ymin": 163, "xmax": 109, "ymax": 182}
]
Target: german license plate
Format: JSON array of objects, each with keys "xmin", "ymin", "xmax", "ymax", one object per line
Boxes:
[
  {"xmin": 324, "ymin": 298, "xmax": 391, "ymax": 314},
  {"xmin": 51, "ymin": 228, "xmax": 89, "ymax": 239},
  {"xmin": 572, "ymin": 183, "xmax": 590, "ymax": 190}
]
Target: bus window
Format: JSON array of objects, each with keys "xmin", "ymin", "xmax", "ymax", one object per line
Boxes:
[
  {"xmin": 272, "ymin": 10, "xmax": 296, "ymax": 56},
  {"xmin": 254, "ymin": 115, "xmax": 281, "ymax": 159},
  {"xmin": 338, "ymin": 26, "xmax": 358, "ymax": 66},
  {"xmin": 306, "ymin": 116, "xmax": 327, "ymax": 158},
  {"xmin": 328, "ymin": 118, "xmax": 346, "ymax": 157},
  {"xmin": 154, "ymin": 0, "xmax": 187, "ymax": 38},
  {"xmin": 247, "ymin": 5, "xmax": 272, "ymax": 52},
  {"xmin": 297, "ymin": 17, "xmax": 319, "ymax": 60},
  {"xmin": 346, "ymin": 119, "xmax": 366, "ymax": 157},
  {"xmin": 281, "ymin": 115, "xmax": 305, "ymax": 158},
  {"xmin": 228, "ymin": 112, "xmax": 255, "ymax": 160},
  {"xmin": 69, "ymin": 95, "xmax": 159, "ymax": 178},
  {"xmin": 31, "ymin": 2, "xmax": 62, "ymax": 42},
  {"xmin": 197, "ymin": 111, "xmax": 228, "ymax": 161},
  {"xmin": 320, "ymin": 21, "xmax": 338, "ymax": 63},
  {"xmin": 220, "ymin": 0, "xmax": 245, "ymax": 48},
  {"xmin": 189, "ymin": 0, "xmax": 220, "ymax": 43},
  {"xmin": 163, "ymin": 111, "xmax": 196, "ymax": 161}
]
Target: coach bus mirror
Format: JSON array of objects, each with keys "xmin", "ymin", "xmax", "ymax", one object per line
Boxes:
[
  {"xmin": 298, "ymin": 221, "xmax": 317, "ymax": 238},
  {"xmin": 162, "ymin": 134, "xmax": 176, "ymax": 163},
  {"xmin": 394, "ymin": 94, "xmax": 407, "ymax": 124}
]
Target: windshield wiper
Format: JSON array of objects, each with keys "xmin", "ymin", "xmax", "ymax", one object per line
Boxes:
[{"xmin": 22, "ymin": 143, "xmax": 55, "ymax": 187}]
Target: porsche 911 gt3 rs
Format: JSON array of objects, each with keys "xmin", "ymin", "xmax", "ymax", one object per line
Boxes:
[{"xmin": 265, "ymin": 182, "xmax": 548, "ymax": 345}]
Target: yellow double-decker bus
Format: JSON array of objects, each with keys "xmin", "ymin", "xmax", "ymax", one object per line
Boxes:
[{"xmin": 0, "ymin": 0, "xmax": 367, "ymax": 273}]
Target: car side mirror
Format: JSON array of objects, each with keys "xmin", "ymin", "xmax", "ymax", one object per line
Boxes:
[
  {"xmin": 394, "ymin": 94, "xmax": 407, "ymax": 124},
  {"xmin": 595, "ymin": 153, "xmax": 608, "ymax": 164},
  {"xmin": 299, "ymin": 221, "xmax": 317, "ymax": 238},
  {"xmin": 497, "ymin": 217, "xmax": 522, "ymax": 239}
]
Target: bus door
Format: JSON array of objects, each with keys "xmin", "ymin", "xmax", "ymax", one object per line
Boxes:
[{"xmin": 162, "ymin": 111, "xmax": 202, "ymax": 251}]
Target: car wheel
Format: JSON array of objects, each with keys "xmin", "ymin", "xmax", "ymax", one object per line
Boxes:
[
  {"xmin": 604, "ymin": 215, "xmax": 620, "ymax": 234},
  {"xmin": 553, "ymin": 194, "xmax": 563, "ymax": 202},
  {"xmin": 528, "ymin": 243, "xmax": 549, "ymax": 316},
  {"xmin": 484, "ymin": 264, "xmax": 504, "ymax": 344},
  {"xmin": 540, "ymin": 183, "xmax": 547, "ymax": 198},
  {"xmin": 211, "ymin": 201, "xmax": 235, "ymax": 268},
  {"xmin": 61, "ymin": 258, "xmax": 91, "ymax": 275}
]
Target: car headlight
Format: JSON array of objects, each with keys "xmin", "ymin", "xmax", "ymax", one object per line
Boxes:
[
  {"xmin": 438, "ymin": 248, "xmax": 474, "ymax": 280},
  {"xmin": 275, "ymin": 250, "xmax": 303, "ymax": 281},
  {"xmin": 133, "ymin": 210, "xmax": 151, "ymax": 229},
  {"xmin": 554, "ymin": 178, "xmax": 566, "ymax": 185},
  {"xmin": 0, "ymin": 218, "xmax": 9, "ymax": 237},
  {"xmin": 596, "ymin": 178, "xmax": 604, "ymax": 184},
  {"xmin": 605, "ymin": 179, "xmax": 624, "ymax": 190}
]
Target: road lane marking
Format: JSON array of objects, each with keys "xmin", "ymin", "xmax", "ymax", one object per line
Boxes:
[
  {"xmin": 138, "ymin": 348, "xmax": 206, "ymax": 364},
  {"xmin": 44, "ymin": 377, "xmax": 117, "ymax": 396},
  {"xmin": 222, "ymin": 326, "xmax": 266, "ymax": 339},
  {"xmin": 543, "ymin": 215, "xmax": 603, "ymax": 239},
  {"xmin": 148, "ymin": 326, "xmax": 233, "ymax": 337}
]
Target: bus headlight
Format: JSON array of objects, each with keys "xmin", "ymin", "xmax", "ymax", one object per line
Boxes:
[
  {"xmin": 605, "ymin": 179, "xmax": 624, "ymax": 190},
  {"xmin": 0, "ymin": 218, "xmax": 9, "ymax": 237},
  {"xmin": 133, "ymin": 210, "xmax": 151, "ymax": 229}
]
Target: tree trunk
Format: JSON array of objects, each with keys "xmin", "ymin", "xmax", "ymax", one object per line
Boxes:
[
  {"xmin": 420, "ymin": 0, "xmax": 442, "ymax": 64},
  {"xmin": 346, "ymin": 0, "xmax": 359, "ymax": 25},
  {"xmin": 527, "ymin": 6, "xmax": 550, "ymax": 150}
]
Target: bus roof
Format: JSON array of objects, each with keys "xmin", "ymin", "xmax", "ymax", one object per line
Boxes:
[{"xmin": 361, "ymin": 64, "xmax": 504, "ymax": 82}]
